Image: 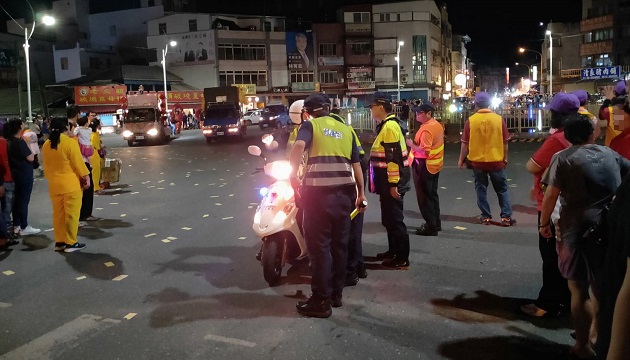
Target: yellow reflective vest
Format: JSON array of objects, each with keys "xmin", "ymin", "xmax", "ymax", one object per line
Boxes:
[
  {"xmin": 467, "ymin": 109, "xmax": 504, "ymax": 163},
  {"xmin": 370, "ymin": 114, "xmax": 411, "ymax": 194}
]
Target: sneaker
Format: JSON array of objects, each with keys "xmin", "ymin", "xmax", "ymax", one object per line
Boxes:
[
  {"xmin": 415, "ymin": 224, "xmax": 438, "ymax": 236},
  {"xmin": 13, "ymin": 226, "xmax": 19, "ymax": 235},
  {"xmin": 64, "ymin": 243, "xmax": 86, "ymax": 253},
  {"xmin": 501, "ymin": 217, "xmax": 516, "ymax": 227},
  {"xmin": 78, "ymin": 221, "xmax": 88, "ymax": 228},
  {"xmin": 19, "ymin": 226, "xmax": 41, "ymax": 236},
  {"xmin": 296, "ymin": 296, "xmax": 332, "ymax": 318},
  {"xmin": 54, "ymin": 242, "xmax": 66, "ymax": 252}
]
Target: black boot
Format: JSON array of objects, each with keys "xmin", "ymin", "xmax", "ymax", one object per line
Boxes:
[{"xmin": 296, "ymin": 296, "xmax": 332, "ymax": 318}]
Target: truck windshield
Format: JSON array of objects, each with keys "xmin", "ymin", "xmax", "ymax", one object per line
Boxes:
[{"xmin": 126, "ymin": 109, "xmax": 157, "ymax": 122}]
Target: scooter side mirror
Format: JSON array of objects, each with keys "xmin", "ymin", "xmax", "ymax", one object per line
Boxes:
[
  {"xmin": 262, "ymin": 133, "xmax": 274, "ymax": 145},
  {"xmin": 248, "ymin": 145, "xmax": 262, "ymax": 157},
  {"xmin": 269, "ymin": 140, "xmax": 279, "ymax": 150}
]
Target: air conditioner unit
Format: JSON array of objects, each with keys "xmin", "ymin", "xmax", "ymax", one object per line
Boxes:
[
  {"xmin": 400, "ymin": 66, "xmax": 405, "ymax": 70},
  {"xmin": 377, "ymin": 58, "xmax": 385, "ymax": 65},
  {"xmin": 401, "ymin": 76, "xmax": 408, "ymax": 83},
  {"xmin": 347, "ymin": 73, "xmax": 352, "ymax": 78}
]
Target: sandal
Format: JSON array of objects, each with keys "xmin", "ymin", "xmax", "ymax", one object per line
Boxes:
[
  {"xmin": 501, "ymin": 217, "xmax": 516, "ymax": 227},
  {"xmin": 84, "ymin": 216, "xmax": 101, "ymax": 221},
  {"xmin": 480, "ymin": 217, "xmax": 491, "ymax": 225}
]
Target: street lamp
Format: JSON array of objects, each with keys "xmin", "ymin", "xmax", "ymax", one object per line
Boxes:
[
  {"xmin": 546, "ymin": 30, "xmax": 552, "ymax": 96},
  {"xmin": 518, "ymin": 47, "xmax": 543, "ymax": 94},
  {"xmin": 161, "ymin": 40, "xmax": 177, "ymax": 114},
  {"xmin": 396, "ymin": 40, "xmax": 404, "ymax": 102},
  {"xmin": 2, "ymin": 1, "xmax": 55, "ymax": 122},
  {"xmin": 514, "ymin": 62, "xmax": 532, "ymax": 77}
]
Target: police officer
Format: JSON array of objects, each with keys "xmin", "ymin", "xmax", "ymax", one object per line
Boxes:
[
  {"xmin": 328, "ymin": 108, "xmax": 368, "ymax": 285},
  {"xmin": 369, "ymin": 91, "xmax": 412, "ymax": 269},
  {"xmin": 289, "ymin": 93, "xmax": 367, "ymax": 318}
]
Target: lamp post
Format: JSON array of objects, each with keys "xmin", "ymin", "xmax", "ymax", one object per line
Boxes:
[
  {"xmin": 546, "ymin": 30, "xmax": 552, "ymax": 96},
  {"xmin": 514, "ymin": 62, "xmax": 532, "ymax": 77},
  {"xmin": 3, "ymin": 1, "xmax": 56, "ymax": 122},
  {"xmin": 518, "ymin": 47, "xmax": 543, "ymax": 94},
  {"xmin": 396, "ymin": 40, "xmax": 404, "ymax": 102},
  {"xmin": 161, "ymin": 40, "xmax": 177, "ymax": 114}
]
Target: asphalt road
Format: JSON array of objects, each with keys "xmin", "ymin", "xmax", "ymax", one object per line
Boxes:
[{"xmin": 0, "ymin": 128, "xmax": 575, "ymax": 360}]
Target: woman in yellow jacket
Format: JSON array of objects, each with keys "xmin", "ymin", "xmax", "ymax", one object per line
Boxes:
[
  {"xmin": 89, "ymin": 119, "xmax": 103, "ymax": 193},
  {"xmin": 42, "ymin": 117, "xmax": 90, "ymax": 253}
]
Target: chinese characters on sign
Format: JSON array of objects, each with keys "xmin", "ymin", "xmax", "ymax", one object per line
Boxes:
[
  {"xmin": 580, "ymin": 66, "xmax": 621, "ymax": 80},
  {"xmin": 286, "ymin": 32, "xmax": 314, "ymax": 71},
  {"xmin": 74, "ymin": 86, "xmax": 128, "ymax": 105},
  {"xmin": 157, "ymin": 91, "xmax": 204, "ymax": 103}
]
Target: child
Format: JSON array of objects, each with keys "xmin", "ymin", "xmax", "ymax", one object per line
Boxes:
[
  {"xmin": 75, "ymin": 116, "xmax": 93, "ymax": 162},
  {"xmin": 22, "ymin": 130, "xmax": 40, "ymax": 170}
]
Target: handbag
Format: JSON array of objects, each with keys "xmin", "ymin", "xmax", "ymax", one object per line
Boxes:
[{"xmin": 582, "ymin": 200, "xmax": 613, "ymax": 247}]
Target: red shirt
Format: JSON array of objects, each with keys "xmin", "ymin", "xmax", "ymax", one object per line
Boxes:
[
  {"xmin": 461, "ymin": 114, "xmax": 510, "ymax": 171},
  {"xmin": 0, "ymin": 138, "xmax": 13, "ymax": 183},
  {"xmin": 610, "ymin": 129, "xmax": 630, "ymax": 160},
  {"xmin": 530, "ymin": 131, "xmax": 570, "ymax": 210}
]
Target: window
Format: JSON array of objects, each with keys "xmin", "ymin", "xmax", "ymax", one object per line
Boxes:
[
  {"xmin": 412, "ymin": 35, "xmax": 428, "ymax": 83},
  {"xmin": 290, "ymin": 71, "xmax": 314, "ymax": 83},
  {"xmin": 189, "ymin": 19, "xmax": 197, "ymax": 32},
  {"xmin": 219, "ymin": 71, "xmax": 267, "ymax": 87},
  {"xmin": 584, "ymin": 29, "xmax": 613, "ymax": 43},
  {"xmin": 352, "ymin": 12, "xmax": 370, "ymax": 23},
  {"xmin": 158, "ymin": 23, "xmax": 167, "ymax": 35},
  {"xmin": 109, "ymin": 25, "xmax": 116, "ymax": 37},
  {"xmin": 350, "ymin": 41, "xmax": 371, "ymax": 55},
  {"xmin": 319, "ymin": 43, "xmax": 336, "ymax": 56},
  {"xmin": 320, "ymin": 71, "xmax": 338, "ymax": 84},
  {"xmin": 89, "ymin": 57, "xmax": 100, "ymax": 70},
  {"xmin": 60, "ymin": 57, "xmax": 68, "ymax": 70},
  {"xmin": 218, "ymin": 44, "xmax": 266, "ymax": 61}
]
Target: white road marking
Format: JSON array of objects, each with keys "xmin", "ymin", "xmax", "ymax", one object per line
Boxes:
[
  {"xmin": 76, "ymin": 276, "xmax": 87, "ymax": 281},
  {"xmin": 182, "ymin": 227, "xmax": 192, "ymax": 231},
  {"xmin": 210, "ymin": 195, "xmax": 219, "ymax": 198},
  {"xmin": 112, "ymin": 275, "xmax": 128, "ymax": 281},
  {"xmin": 0, "ymin": 302, "xmax": 11, "ymax": 308},
  {"xmin": 110, "ymin": 203, "xmax": 119, "ymax": 205},
  {"xmin": 161, "ymin": 239, "xmax": 171, "ymax": 243},
  {"xmin": 120, "ymin": 214, "xmax": 127, "ymax": 218},
  {"xmin": 456, "ymin": 197, "xmax": 462, "ymax": 200},
  {"xmin": 3, "ymin": 270, "xmax": 15, "ymax": 276},
  {"xmin": 131, "ymin": 192, "xmax": 139, "ymax": 195},
  {"xmin": 104, "ymin": 262, "xmax": 114, "ymax": 267},
  {"xmin": 238, "ymin": 237, "xmax": 246, "ymax": 240},
  {"xmin": 0, "ymin": 314, "xmax": 120, "ymax": 360},
  {"xmin": 202, "ymin": 214, "xmax": 209, "ymax": 218},
  {"xmin": 222, "ymin": 217, "xmax": 233, "ymax": 220},
  {"xmin": 167, "ymin": 236, "xmax": 177, "ymax": 240},
  {"xmin": 215, "ymin": 203, "xmax": 222, "ymax": 206},
  {"xmin": 204, "ymin": 334, "xmax": 256, "ymax": 348},
  {"xmin": 144, "ymin": 233, "xmax": 157, "ymax": 238},
  {"xmin": 440, "ymin": 187, "xmax": 447, "ymax": 189},
  {"xmin": 45, "ymin": 228, "xmax": 54, "ymax": 232},
  {"xmin": 454, "ymin": 226, "xmax": 467, "ymax": 230},
  {"xmin": 123, "ymin": 313, "xmax": 137, "ymax": 320}
]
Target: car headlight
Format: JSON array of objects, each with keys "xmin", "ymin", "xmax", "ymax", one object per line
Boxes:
[
  {"xmin": 147, "ymin": 128, "xmax": 159, "ymax": 136},
  {"xmin": 122, "ymin": 130, "xmax": 133, "ymax": 138},
  {"xmin": 448, "ymin": 104, "xmax": 457, "ymax": 113},
  {"xmin": 228, "ymin": 123, "xmax": 240, "ymax": 128},
  {"xmin": 270, "ymin": 115, "xmax": 279, "ymax": 120}
]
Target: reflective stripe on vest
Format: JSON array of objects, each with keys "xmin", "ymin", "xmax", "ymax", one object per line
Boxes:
[
  {"xmin": 426, "ymin": 144, "xmax": 444, "ymax": 165},
  {"xmin": 304, "ymin": 116, "xmax": 355, "ymax": 187}
]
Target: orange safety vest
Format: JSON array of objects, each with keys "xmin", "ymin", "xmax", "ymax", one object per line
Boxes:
[
  {"xmin": 467, "ymin": 109, "xmax": 504, "ymax": 163},
  {"xmin": 604, "ymin": 106, "xmax": 621, "ymax": 146},
  {"xmin": 412, "ymin": 118, "xmax": 444, "ymax": 174}
]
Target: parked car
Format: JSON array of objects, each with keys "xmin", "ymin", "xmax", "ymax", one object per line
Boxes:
[
  {"xmin": 259, "ymin": 104, "xmax": 290, "ymax": 130},
  {"xmin": 243, "ymin": 109, "xmax": 263, "ymax": 125}
]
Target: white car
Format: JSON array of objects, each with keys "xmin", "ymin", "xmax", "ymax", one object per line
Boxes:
[{"xmin": 243, "ymin": 109, "xmax": 263, "ymax": 125}]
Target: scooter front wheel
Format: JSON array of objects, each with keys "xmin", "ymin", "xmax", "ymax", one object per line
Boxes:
[{"xmin": 262, "ymin": 235, "xmax": 284, "ymax": 286}]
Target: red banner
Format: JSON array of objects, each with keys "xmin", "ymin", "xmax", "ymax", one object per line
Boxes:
[
  {"xmin": 74, "ymin": 85, "xmax": 127, "ymax": 106},
  {"xmin": 157, "ymin": 91, "xmax": 204, "ymax": 104}
]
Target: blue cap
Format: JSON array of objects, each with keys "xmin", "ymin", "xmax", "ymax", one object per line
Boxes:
[
  {"xmin": 545, "ymin": 93, "xmax": 580, "ymax": 114},
  {"xmin": 474, "ymin": 92, "xmax": 492, "ymax": 107},
  {"xmin": 615, "ymin": 81, "xmax": 627, "ymax": 96},
  {"xmin": 303, "ymin": 93, "xmax": 329, "ymax": 111},
  {"xmin": 571, "ymin": 90, "xmax": 588, "ymax": 104},
  {"xmin": 370, "ymin": 91, "xmax": 392, "ymax": 106},
  {"xmin": 417, "ymin": 104, "xmax": 435, "ymax": 113}
]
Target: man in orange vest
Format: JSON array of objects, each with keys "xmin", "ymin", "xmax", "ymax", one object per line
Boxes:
[
  {"xmin": 406, "ymin": 104, "xmax": 444, "ymax": 236},
  {"xmin": 458, "ymin": 92, "xmax": 515, "ymax": 226}
]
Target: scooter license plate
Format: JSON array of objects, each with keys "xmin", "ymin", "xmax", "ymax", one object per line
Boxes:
[
  {"xmin": 136, "ymin": 135, "xmax": 145, "ymax": 140},
  {"xmin": 217, "ymin": 131, "xmax": 224, "ymax": 136}
]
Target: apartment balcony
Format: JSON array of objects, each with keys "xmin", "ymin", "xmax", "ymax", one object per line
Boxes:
[
  {"xmin": 344, "ymin": 23, "xmax": 372, "ymax": 35},
  {"xmin": 580, "ymin": 41, "xmax": 613, "ymax": 57},
  {"xmin": 580, "ymin": 15, "xmax": 614, "ymax": 33}
]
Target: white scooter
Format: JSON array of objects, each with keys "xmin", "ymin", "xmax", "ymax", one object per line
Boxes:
[{"xmin": 248, "ymin": 137, "xmax": 307, "ymax": 286}]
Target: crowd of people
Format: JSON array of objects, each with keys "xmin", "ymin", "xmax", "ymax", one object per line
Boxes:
[{"xmin": 0, "ymin": 106, "xmax": 105, "ymax": 252}]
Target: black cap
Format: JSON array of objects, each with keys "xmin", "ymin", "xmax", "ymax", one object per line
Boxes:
[
  {"xmin": 303, "ymin": 93, "xmax": 330, "ymax": 111},
  {"xmin": 417, "ymin": 104, "xmax": 435, "ymax": 113},
  {"xmin": 369, "ymin": 91, "xmax": 391, "ymax": 106}
]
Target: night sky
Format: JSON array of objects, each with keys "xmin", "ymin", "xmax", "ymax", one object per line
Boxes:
[{"xmin": 2, "ymin": 0, "xmax": 582, "ymax": 75}]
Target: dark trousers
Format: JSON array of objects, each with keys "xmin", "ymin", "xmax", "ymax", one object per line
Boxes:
[
  {"xmin": 347, "ymin": 211, "xmax": 365, "ymax": 277},
  {"xmin": 536, "ymin": 212, "xmax": 571, "ymax": 311},
  {"xmin": 79, "ymin": 163, "xmax": 94, "ymax": 220},
  {"xmin": 13, "ymin": 171, "xmax": 33, "ymax": 229},
  {"xmin": 379, "ymin": 191, "xmax": 409, "ymax": 260},
  {"xmin": 412, "ymin": 159, "xmax": 441, "ymax": 229},
  {"xmin": 302, "ymin": 186, "xmax": 354, "ymax": 300}
]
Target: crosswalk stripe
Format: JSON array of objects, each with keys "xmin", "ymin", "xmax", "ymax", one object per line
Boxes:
[{"xmin": 0, "ymin": 314, "xmax": 120, "ymax": 360}]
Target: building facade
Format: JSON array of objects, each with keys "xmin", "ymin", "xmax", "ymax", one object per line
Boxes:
[
  {"xmin": 341, "ymin": 4, "xmax": 375, "ymax": 101},
  {"xmin": 312, "ymin": 23, "xmax": 346, "ymax": 98}
]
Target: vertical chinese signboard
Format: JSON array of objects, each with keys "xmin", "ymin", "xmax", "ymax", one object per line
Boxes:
[{"xmin": 74, "ymin": 85, "xmax": 128, "ymax": 106}]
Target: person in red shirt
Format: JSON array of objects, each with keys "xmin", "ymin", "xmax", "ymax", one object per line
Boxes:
[
  {"xmin": 520, "ymin": 92, "xmax": 579, "ymax": 318},
  {"xmin": 0, "ymin": 125, "xmax": 17, "ymax": 247},
  {"xmin": 609, "ymin": 95, "xmax": 630, "ymax": 160}
]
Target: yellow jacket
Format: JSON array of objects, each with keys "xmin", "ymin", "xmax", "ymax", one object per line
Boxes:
[{"xmin": 369, "ymin": 114, "xmax": 411, "ymax": 194}]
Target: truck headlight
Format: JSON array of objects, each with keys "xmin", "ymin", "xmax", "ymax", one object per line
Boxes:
[
  {"xmin": 147, "ymin": 128, "xmax": 159, "ymax": 136},
  {"xmin": 122, "ymin": 130, "xmax": 133, "ymax": 138}
]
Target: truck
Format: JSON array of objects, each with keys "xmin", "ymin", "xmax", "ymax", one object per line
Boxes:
[
  {"xmin": 202, "ymin": 86, "xmax": 247, "ymax": 143},
  {"xmin": 122, "ymin": 92, "xmax": 174, "ymax": 146}
]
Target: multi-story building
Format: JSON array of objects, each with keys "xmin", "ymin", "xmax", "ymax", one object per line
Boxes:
[
  {"xmin": 542, "ymin": 22, "xmax": 582, "ymax": 93},
  {"xmin": 146, "ymin": 13, "xmax": 287, "ymax": 98},
  {"xmin": 451, "ymin": 34, "xmax": 472, "ymax": 97},
  {"xmin": 341, "ymin": 4, "xmax": 375, "ymax": 102},
  {"xmin": 371, "ymin": 0, "xmax": 450, "ymax": 102},
  {"xmin": 312, "ymin": 23, "xmax": 346, "ymax": 98}
]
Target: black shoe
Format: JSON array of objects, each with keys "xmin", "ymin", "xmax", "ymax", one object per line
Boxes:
[
  {"xmin": 345, "ymin": 275, "xmax": 359, "ymax": 287},
  {"xmin": 54, "ymin": 242, "xmax": 66, "ymax": 252},
  {"xmin": 357, "ymin": 267, "xmax": 368, "ymax": 279},
  {"xmin": 415, "ymin": 224, "xmax": 438, "ymax": 236},
  {"xmin": 331, "ymin": 295, "xmax": 342, "ymax": 308},
  {"xmin": 437, "ymin": 225, "xmax": 442, "ymax": 231},
  {"xmin": 383, "ymin": 258, "xmax": 410, "ymax": 269},
  {"xmin": 376, "ymin": 251, "xmax": 395, "ymax": 261},
  {"xmin": 255, "ymin": 249, "xmax": 262, "ymax": 261},
  {"xmin": 64, "ymin": 243, "xmax": 86, "ymax": 253},
  {"xmin": 296, "ymin": 296, "xmax": 332, "ymax": 318}
]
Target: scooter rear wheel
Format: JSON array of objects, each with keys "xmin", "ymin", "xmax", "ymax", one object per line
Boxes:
[{"xmin": 262, "ymin": 235, "xmax": 284, "ymax": 286}]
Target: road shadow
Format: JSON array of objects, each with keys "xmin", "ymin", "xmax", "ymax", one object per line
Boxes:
[
  {"xmin": 145, "ymin": 287, "xmax": 298, "ymax": 328},
  {"xmin": 89, "ymin": 219, "xmax": 133, "ymax": 230},
  {"xmin": 440, "ymin": 214, "xmax": 482, "ymax": 225},
  {"xmin": 78, "ymin": 226, "xmax": 114, "ymax": 240},
  {"xmin": 20, "ymin": 234, "xmax": 54, "ymax": 251},
  {"xmin": 512, "ymin": 204, "xmax": 538, "ymax": 216},
  {"xmin": 438, "ymin": 335, "xmax": 570, "ymax": 360},
  {"xmin": 61, "ymin": 252, "xmax": 125, "ymax": 280},
  {"xmin": 0, "ymin": 247, "xmax": 13, "ymax": 262},
  {"xmin": 430, "ymin": 290, "xmax": 571, "ymax": 330},
  {"xmin": 96, "ymin": 189, "xmax": 132, "ymax": 196}
]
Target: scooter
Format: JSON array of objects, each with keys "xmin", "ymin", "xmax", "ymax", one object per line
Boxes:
[{"xmin": 248, "ymin": 136, "xmax": 307, "ymax": 286}]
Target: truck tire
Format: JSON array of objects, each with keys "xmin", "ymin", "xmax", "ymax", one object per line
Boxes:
[{"xmin": 127, "ymin": 140, "xmax": 134, "ymax": 147}]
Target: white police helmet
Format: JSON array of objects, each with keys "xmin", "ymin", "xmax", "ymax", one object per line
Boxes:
[{"xmin": 289, "ymin": 99, "xmax": 305, "ymax": 125}]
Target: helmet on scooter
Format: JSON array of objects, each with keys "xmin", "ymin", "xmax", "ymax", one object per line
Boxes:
[{"xmin": 289, "ymin": 99, "xmax": 305, "ymax": 125}]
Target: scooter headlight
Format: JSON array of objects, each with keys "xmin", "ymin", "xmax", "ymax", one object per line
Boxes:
[
  {"xmin": 270, "ymin": 162, "xmax": 292, "ymax": 181},
  {"xmin": 259, "ymin": 187, "xmax": 269, "ymax": 197}
]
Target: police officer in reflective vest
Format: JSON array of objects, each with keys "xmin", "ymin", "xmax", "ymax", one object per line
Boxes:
[
  {"xmin": 369, "ymin": 91, "xmax": 412, "ymax": 269},
  {"xmin": 289, "ymin": 93, "xmax": 367, "ymax": 318},
  {"xmin": 329, "ymin": 110, "xmax": 368, "ymax": 285}
]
